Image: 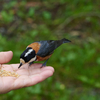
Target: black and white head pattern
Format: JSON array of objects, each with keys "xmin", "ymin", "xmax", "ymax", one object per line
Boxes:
[{"xmin": 20, "ymin": 47, "xmax": 36, "ymax": 63}]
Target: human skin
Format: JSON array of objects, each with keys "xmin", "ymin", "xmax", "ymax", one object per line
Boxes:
[{"xmin": 0, "ymin": 51, "xmax": 54, "ymax": 94}]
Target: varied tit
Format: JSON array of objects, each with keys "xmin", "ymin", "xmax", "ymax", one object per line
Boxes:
[{"xmin": 18, "ymin": 38, "xmax": 71, "ymax": 68}]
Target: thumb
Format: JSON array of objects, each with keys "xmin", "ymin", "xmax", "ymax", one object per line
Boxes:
[{"xmin": 0, "ymin": 51, "xmax": 13, "ymax": 64}]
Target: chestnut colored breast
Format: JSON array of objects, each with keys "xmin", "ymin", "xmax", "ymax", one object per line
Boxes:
[{"xmin": 36, "ymin": 54, "xmax": 52, "ymax": 61}]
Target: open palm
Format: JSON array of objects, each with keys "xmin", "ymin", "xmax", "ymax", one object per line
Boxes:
[{"xmin": 0, "ymin": 51, "xmax": 54, "ymax": 94}]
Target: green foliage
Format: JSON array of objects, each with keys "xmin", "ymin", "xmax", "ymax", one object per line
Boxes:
[
  {"xmin": 28, "ymin": 8, "xmax": 35, "ymax": 17},
  {"xmin": 1, "ymin": 10, "xmax": 14, "ymax": 23},
  {"xmin": 0, "ymin": 0, "xmax": 100, "ymax": 100}
]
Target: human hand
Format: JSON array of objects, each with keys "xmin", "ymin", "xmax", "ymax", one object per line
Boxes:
[{"xmin": 0, "ymin": 51, "xmax": 54, "ymax": 94}]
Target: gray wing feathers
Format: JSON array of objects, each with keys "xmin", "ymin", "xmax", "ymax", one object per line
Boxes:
[
  {"xmin": 36, "ymin": 38, "xmax": 71, "ymax": 57},
  {"xmin": 37, "ymin": 40, "xmax": 61, "ymax": 57}
]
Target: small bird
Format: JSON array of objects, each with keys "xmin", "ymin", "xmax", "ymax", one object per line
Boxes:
[{"xmin": 18, "ymin": 38, "xmax": 71, "ymax": 68}]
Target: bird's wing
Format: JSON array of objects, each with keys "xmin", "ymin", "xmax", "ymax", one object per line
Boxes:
[{"xmin": 36, "ymin": 40, "xmax": 61, "ymax": 57}]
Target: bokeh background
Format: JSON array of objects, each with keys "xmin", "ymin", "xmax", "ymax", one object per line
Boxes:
[{"xmin": 0, "ymin": 0, "xmax": 100, "ymax": 100}]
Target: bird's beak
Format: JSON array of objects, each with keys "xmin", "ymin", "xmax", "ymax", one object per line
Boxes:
[{"xmin": 18, "ymin": 63, "xmax": 23, "ymax": 69}]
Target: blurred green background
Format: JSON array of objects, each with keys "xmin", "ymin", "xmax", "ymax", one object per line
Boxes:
[{"xmin": 0, "ymin": 0, "xmax": 100, "ymax": 100}]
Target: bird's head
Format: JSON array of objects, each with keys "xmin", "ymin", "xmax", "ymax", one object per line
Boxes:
[{"xmin": 18, "ymin": 47, "xmax": 36, "ymax": 68}]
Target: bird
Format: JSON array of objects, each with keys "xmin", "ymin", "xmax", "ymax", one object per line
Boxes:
[{"xmin": 18, "ymin": 38, "xmax": 71, "ymax": 68}]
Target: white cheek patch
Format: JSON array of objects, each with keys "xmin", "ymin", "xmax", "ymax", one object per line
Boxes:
[
  {"xmin": 28, "ymin": 56, "xmax": 36, "ymax": 63},
  {"xmin": 24, "ymin": 49, "xmax": 33, "ymax": 57},
  {"xmin": 20, "ymin": 58, "xmax": 25, "ymax": 64}
]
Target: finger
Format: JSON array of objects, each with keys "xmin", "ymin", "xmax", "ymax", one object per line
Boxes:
[
  {"xmin": 0, "ymin": 51, "xmax": 13, "ymax": 64},
  {"xmin": 28, "ymin": 66, "xmax": 54, "ymax": 76},
  {"xmin": 29, "ymin": 68, "xmax": 54, "ymax": 85},
  {"xmin": 30, "ymin": 63, "xmax": 42, "ymax": 68},
  {"xmin": 13, "ymin": 67, "xmax": 54, "ymax": 89},
  {"xmin": 9, "ymin": 64, "xmax": 53, "ymax": 72},
  {"xmin": 41, "ymin": 66, "xmax": 54, "ymax": 72},
  {"xmin": 26, "ymin": 70, "xmax": 54, "ymax": 87},
  {"xmin": 21, "ymin": 63, "xmax": 43, "ymax": 69},
  {"xmin": 39, "ymin": 69, "xmax": 54, "ymax": 82}
]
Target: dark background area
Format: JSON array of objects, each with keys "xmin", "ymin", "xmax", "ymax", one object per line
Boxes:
[{"xmin": 0, "ymin": 0, "xmax": 100, "ymax": 100}]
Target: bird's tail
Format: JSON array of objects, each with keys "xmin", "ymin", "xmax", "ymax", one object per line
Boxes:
[{"xmin": 61, "ymin": 38, "xmax": 71, "ymax": 43}]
